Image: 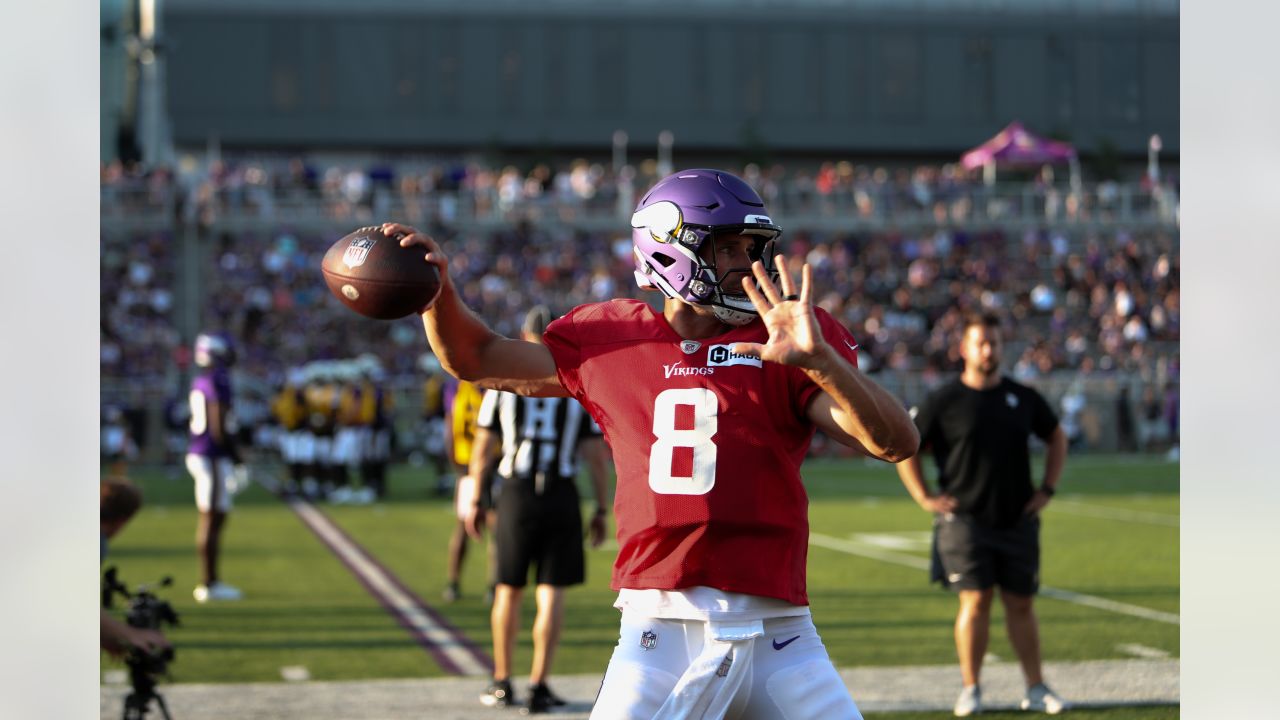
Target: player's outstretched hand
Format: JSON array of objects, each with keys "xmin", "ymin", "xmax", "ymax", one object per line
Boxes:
[
  {"xmin": 732, "ymin": 259, "xmax": 825, "ymax": 368},
  {"xmin": 383, "ymin": 222, "xmax": 451, "ymax": 288}
]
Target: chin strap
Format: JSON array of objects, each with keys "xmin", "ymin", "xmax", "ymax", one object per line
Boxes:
[{"xmin": 711, "ymin": 305, "xmax": 757, "ymax": 326}]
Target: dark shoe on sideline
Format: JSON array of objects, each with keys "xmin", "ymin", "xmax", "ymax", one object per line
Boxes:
[
  {"xmin": 480, "ymin": 678, "xmax": 516, "ymax": 707},
  {"xmin": 521, "ymin": 683, "xmax": 564, "ymax": 714}
]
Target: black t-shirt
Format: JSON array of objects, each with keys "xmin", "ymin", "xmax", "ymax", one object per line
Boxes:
[{"xmin": 912, "ymin": 376, "xmax": 1059, "ymax": 528}]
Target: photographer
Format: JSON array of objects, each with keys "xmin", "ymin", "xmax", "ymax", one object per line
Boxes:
[{"xmin": 101, "ymin": 478, "xmax": 171, "ymax": 658}]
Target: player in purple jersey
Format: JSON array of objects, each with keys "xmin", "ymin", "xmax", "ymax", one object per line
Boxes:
[{"xmin": 186, "ymin": 333, "xmax": 246, "ymax": 603}]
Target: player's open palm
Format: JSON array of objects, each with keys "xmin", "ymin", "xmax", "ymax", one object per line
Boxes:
[{"xmin": 734, "ymin": 259, "xmax": 824, "ymax": 368}]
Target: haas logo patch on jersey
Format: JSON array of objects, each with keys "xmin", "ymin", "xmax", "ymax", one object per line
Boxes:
[{"xmin": 706, "ymin": 345, "xmax": 762, "ymax": 368}]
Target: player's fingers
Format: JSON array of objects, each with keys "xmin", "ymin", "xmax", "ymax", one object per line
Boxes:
[
  {"xmin": 382, "ymin": 221, "xmax": 420, "ymax": 238},
  {"xmin": 740, "ymin": 275, "xmax": 773, "ymax": 316},
  {"xmin": 396, "ymin": 231, "xmax": 436, "ymax": 250},
  {"xmin": 752, "ymin": 261, "xmax": 785, "ymax": 306},
  {"xmin": 731, "ymin": 341, "xmax": 764, "ymax": 359},
  {"xmin": 389, "ymin": 225, "xmax": 442, "ymax": 256},
  {"xmin": 799, "ymin": 263, "xmax": 813, "ymax": 304},
  {"xmin": 776, "ymin": 256, "xmax": 799, "ymax": 300}
]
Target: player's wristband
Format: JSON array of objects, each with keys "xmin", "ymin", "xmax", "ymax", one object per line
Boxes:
[{"xmin": 1039, "ymin": 485, "xmax": 1056, "ymax": 497}]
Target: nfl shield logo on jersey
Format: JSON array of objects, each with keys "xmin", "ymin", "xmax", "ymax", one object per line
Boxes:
[
  {"xmin": 680, "ymin": 340, "xmax": 701, "ymax": 355},
  {"xmin": 343, "ymin": 235, "xmax": 377, "ymax": 268},
  {"xmin": 640, "ymin": 630, "xmax": 658, "ymax": 650}
]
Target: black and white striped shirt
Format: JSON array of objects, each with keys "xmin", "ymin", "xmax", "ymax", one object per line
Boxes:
[{"xmin": 476, "ymin": 390, "xmax": 602, "ymax": 493}]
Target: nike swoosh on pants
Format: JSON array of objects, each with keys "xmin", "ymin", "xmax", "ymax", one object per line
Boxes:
[{"xmin": 772, "ymin": 635, "xmax": 800, "ymax": 650}]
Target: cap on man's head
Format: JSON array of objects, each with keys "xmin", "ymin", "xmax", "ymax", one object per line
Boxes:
[{"xmin": 523, "ymin": 305, "xmax": 553, "ymax": 336}]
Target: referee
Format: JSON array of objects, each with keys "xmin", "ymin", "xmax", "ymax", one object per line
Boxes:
[
  {"xmin": 895, "ymin": 312, "xmax": 1068, "ymax": 716},
  {"xmin": 464, "ymin": 306, "xmax": 611, "ymax": 714}
]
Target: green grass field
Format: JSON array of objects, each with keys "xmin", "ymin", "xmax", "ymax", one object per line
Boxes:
[{"xmin": 102, "ymin": 453, "xmax": 1178, "ymax": 691}]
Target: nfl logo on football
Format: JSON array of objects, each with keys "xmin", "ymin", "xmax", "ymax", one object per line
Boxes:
[{"xmin": 343, "ymin": 235, "xmax": 376, "ymax": 269}]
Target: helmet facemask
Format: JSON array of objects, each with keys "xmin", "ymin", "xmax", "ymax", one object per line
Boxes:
[{"xmin": 690, "ymin": 229, "xmax": 781, "ymax": 326}]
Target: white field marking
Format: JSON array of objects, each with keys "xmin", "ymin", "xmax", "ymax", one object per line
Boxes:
[
  {"xmin": 280, "ymin": 665, "xmax": 311, "ymax": 681},
  {"xmin": 850, "ymin": 532, "xmax": 933, "ymax": 552},
  {"xmin": 1038, "ymin": 587, "xmax": 1180, "ymax": 625},
  {"xmin": 809, "ymin": 532, "xmax": 1180, "ymax": 625},
  {"xmin": 1116, "ymin": 643, "xmax": 1171, "ymax": 659},
  {"xmin": 1050, "ymin": 499, "xmax": 1179, "ymax": 527},
  {"xmin": 810, "ymin": 533, "xmax": 929, "ymax": 571},
  {"xmin": 291, "ymin": 500, "xmax": 490, "ymax": 676}
]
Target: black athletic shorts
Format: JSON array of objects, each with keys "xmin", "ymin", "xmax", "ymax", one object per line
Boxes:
[
  {"xmin": 493, "ymin": 477, "xmax": 585, "ymax": 588},
  {"xmin": 931, "ymin": 512, "xmax": 1040, "ymax": 595}
]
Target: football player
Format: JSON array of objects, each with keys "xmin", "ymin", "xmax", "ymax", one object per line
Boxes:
[
  {"xmin": 356, "ymin": 355, "xmax": 394, "ymax": 501},
  {"xmin": 272, "ymin": 367, "xmax": 310, "ymax": 496},
  {"xmin": 389, "ymin": 169, "xmax": 918, "ymax": 718},
  {"xmin": 186, "ymin": 332, "xmax": 245, "ymax": 603}
]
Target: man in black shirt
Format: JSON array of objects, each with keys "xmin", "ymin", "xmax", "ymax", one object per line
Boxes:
[
  {"xmin": 463, "ymin": 306, "xmax": 611, "ymax": 714},
  {"xmin": 895, "ymin": 313, "xmax": 1068, "ymax": 716}
]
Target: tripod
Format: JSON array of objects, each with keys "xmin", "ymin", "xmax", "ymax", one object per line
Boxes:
[{"xmin": 122, "ymin": 663, "xmax": 173, "ymax": 720}]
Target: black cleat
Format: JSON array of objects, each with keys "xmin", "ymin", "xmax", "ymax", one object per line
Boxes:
[
  {"xmin": 521, "ymin": 683, "xmax": 565, "ymax": 714},
  {"xmin": 480, "ymin": 678, "xmax": 516, "ymax": 708}
]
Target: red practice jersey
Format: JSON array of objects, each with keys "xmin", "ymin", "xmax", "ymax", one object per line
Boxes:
[{"xmin": 544, "ymin": 299, "xmax": 862, "ymax": 606}]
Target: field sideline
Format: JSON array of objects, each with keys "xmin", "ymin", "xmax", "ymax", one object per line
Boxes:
[{"xmin": 101, "ymin": 453, "xmax": 1178, "ymax": 695}]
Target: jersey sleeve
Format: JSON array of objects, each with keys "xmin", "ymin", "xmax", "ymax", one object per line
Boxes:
[
  {"xmin": 543, "ymin": 309, "xmax": 584, "ymax": 398},
  {"xmin": 190, "ymin": 375, "xmax": 215, "ymax": 408},
  {"xmin": 1027, "ymin": 386, "xmax": 1060, "ymax": 439},
  {"xmin": 795, "ymin": 308, "xmax": 863, "ymax": 414}
]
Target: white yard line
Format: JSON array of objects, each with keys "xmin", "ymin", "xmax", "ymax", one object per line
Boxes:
[
  {"xmin": 1051, "ymin": 499, "xmax": 1179, "ymax": 527},
  {"xmin": 809, "ymin": 532, "xmax": 1180, "ymax": 625},
  {"xmin": 291, "ymin": 501, "xmax": 491, "ymax": 676},
  {"xmin": 1116, "ymin": 643, "xmax": 1172, "ymax": 659}
]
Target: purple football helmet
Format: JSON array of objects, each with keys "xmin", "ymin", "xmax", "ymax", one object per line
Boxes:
[
  {"xmin": 632, "ymin": 169, "xmax": 782, "ymax": 326},
  {"xmin": 193, "ymin": 332, "xmax": 235, "ymax": 368}
]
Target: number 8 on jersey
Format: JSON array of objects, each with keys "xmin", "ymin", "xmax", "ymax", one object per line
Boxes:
[{"xmin": 649, "ymin": 388, "xmax": 718, "ymax": 495}]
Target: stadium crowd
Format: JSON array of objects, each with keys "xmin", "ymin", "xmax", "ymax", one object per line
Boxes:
[
  {"xmin": 102, "ymin": 224, "xmax": 1178, "ymax": 382},
  {"xmin": 101, "ymin": 153, "xmax": 1178, "ymax": 227},
  {"xmin": 101, "ymin": 155, "xmax": 1179, "ymax": 456}
]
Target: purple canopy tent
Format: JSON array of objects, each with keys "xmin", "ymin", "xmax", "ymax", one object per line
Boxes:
[{"xmin": 961, "ymin": 121, "xmax": 1079, "ymax": 187}]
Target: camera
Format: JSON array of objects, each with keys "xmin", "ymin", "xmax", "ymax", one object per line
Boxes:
[{"xmin": 102, "ymin": 567, "xmax": 180, "ymax": 720}]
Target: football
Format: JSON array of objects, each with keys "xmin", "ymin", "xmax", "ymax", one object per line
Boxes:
[{"xmin": 321, "ymin": 227, "xmax": 442, "ymax": 320}]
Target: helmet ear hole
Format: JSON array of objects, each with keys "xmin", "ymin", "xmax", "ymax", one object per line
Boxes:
[{"xmin": 651, "ymin": 251, "xmax": 677, "ymax": 268}]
